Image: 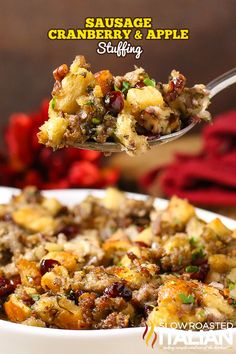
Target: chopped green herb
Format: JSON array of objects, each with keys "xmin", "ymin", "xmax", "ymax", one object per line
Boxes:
[
  {"xmin": 185, "ymin": 265, "xmax": 199, "ymax": 273},
  {"xmin": 31, "ymin": 294, "xmax": 40, "ymax": 302},
  {"xmin": 192, "ymin": 247, "xmax": 205, "ymax": 261},
  {"xmin": 178, "ymin": 293, "xmax": 195, "ymax": 304},
  {"xmin": 51, "ymin": 97, "xmax": 56, "ymax": 109},
  {"xmin": 85, "ymin": 100, "xmax": 94, "ymax": 106},
  {"xmin": 198, "ymin": 309, "xmax": 205, "ymax": 318},
  {"xmin": 92, "ymin": 118, "xmax": 101, "ymax": 125},
  {"xmin": 114, "ymin": 85, "xmax": 121, "ymax": 92},
  {"xmin": 189, "ymin": 237, "xmax": 197, "ymax": 247},
  {"xmin": 229, "ymin": 282, "xmax": 235, "ymax": 291},
  {"xmin": 143, "ymin": 78, "xmax": 156, "ymax": 87},
  {"xmin": 121, "ymin": 81, "xmax": 130, "ymax": 93}
]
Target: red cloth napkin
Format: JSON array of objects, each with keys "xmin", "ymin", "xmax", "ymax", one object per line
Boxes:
[{"xmin": 140, "ymin": 110, "xmax": 236, "ymax": 206}]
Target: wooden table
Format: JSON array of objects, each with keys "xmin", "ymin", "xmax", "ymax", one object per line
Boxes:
[{"xmin": 110, "ymin": 135, "xmax": 236, "ymax": 220}]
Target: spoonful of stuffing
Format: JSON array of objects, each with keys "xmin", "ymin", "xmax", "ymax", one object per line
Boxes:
[{"xmin": 38, "ymin": 56, "xmax": 236, "ymax": 155}]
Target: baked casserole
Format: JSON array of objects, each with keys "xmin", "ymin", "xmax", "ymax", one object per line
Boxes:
[{"xmin": 0, "ymin": 188, "xmax": 236, "ymax": 330}]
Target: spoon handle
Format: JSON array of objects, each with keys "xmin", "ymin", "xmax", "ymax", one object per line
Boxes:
[{"xmin": 207, "ymin": 67, "xmax": 236, "ymax": 98}]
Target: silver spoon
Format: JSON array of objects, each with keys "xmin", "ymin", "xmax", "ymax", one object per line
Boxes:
[{"xmin": 74, "ymin": 68, "xmax": 236, "ymax": 153}]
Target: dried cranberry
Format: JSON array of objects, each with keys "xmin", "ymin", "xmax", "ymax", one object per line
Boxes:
[
  {"xmin": 67, "ymin": 290, "xmax": 84, "ymax": 305},
  {"xmin": 2, "ymin": 213, "xmax": 12, "ymax": 222},
  {"xmin": 0, "ymin": 277, "xmax": 14, "ymax": 297},
  {"xmin": 104, "ymin": 91, "xmax": 124, "ymax": 114},
  {"xmin": 40, "ymin": 259, "xmax": 60, "ymax": 275},
  {"xmin": 165, "ymin": 73, "xmax": 186, "ymax": 101},
  {"xmin": 134, "ymin": 241, "xmax": 149, "ymax": 248},
  {"xmin": 59, "ymin": 224, "xmax": 80, "ymax": 240},
  {"xmin": 127, "ymin": 252, "xmax": 138, "ymax": 261},
  {"xmin": 104, "ymin": 282, "xmax": 132, "ymax": 301},
  {"xmin": 9, "ymin": 275, "xmax": 21, "ymax": 288},
  {"xmin": 135, "ymin": 81, "xmax": 145, "ymax": 88},
  {"xmin": 171, "ymin": 74, "xmax": 186, "ymax": 92}
]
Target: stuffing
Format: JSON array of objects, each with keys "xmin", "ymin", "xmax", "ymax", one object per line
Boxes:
[
  {"xmin": 38, "ymin": 56, "xmax": 211, "ymax": 155},
  {"xmin": 0, "ymin": 187, "xmax": 235, "ymax": 330}
]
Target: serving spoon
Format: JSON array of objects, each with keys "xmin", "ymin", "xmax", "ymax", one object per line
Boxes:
[{"xmin": 74, "ymin": 67, "xmax": 236, "ymax": 153}]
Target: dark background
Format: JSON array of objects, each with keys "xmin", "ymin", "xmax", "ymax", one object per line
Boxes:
[{"xmin": 0, "ymin": 0, "xmax": 236, "ymax": 136}]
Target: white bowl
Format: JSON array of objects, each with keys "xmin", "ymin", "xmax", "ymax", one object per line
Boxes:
[{"xmin": 0, "ymin": 187, "xmax": 236, "ymax": 354}]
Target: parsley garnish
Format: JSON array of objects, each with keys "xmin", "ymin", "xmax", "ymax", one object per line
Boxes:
[
  {"xmin": 114, "ymin": 81, "xmax": 130, "ymax": 94},
  {"xmin": 85, "ymin": 100, "xmax": 94, "ymax": 106},
  {"xmin": 229, "ymin": 282, "xmax": 235, "ymax": 291},
  {"xmin": 198, "ymin": 309, "xmax": 205, "ymax": 318},
  {"xmin": 192, "ymin": 247, "xmax": 205, "ymax": 261},
  {"xmin": 185, "ymin": 265, "xmax": 199, "ymax": 273},
  {"xmin": 189, "ymin": 237, "xmax": 197, "ymax": 247},
  {"xmin": 31, "ymin": 294, "xmax": 40, "ymax": 302},
  {"xmin": 51, "ymin": 97, "xmax": 56, "ymax": 109},
  {"xmin": 121, "ymin": 81, "xmax": 130, "ymax": 93},
  {"xmin": 178, "ymin": 293, "xmax": 195, "ymax": 304},
  {"xmin": 92, "ymin": 118, "xmax": 101, "ymax": 125},
  {"xmin": 114, "ymin": 85, "xmax": 121, "ymax": 92},
  {"xmin": 143, "ymin": 78, "xmax": 156, "ymax": 87}
]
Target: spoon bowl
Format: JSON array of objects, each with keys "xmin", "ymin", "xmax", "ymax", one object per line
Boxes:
[
  {"xmin": 74, "ymin": 67, "xmax": 236, "ymax": 153},
  {"xmin": 74, "ymin": 119, "xmax": 197, "ymax": 153}
]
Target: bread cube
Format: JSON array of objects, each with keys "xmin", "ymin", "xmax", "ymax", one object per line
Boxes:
[
  {"xmin": 126, "ymin": 86, "xmax": 164, "ymax": 111},
  {"xmin": 41, "ymin": 265, "xmax": 69, "ymax": 293},
  {"xmin": 102, "ymin": 188, "xmax": 126, "ymax": 210},
  {"xmin": 42, "ymin": 251, "xmax": 78, "ymax": 272},
  {"xmin": 4, "ymin": 294, "xmax": 31, "ymax": 322},
  {"xmin": 12, "ymin": 206, "xmax": 57, "ymax": 233},
  {"xmin": 115, "ymin": 112, "xmax": 149, "ymax": 155},
  {"xmin": 38, "ymin": 108, "xmax": 68, "ymax": 148},
  {"xmin": 17, "ymin": 259, "xmax": 41, "ymax": 288}
]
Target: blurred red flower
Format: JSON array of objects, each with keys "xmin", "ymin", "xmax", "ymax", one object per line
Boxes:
[
  {"xmin": 0, "ymin": 100, "xmax": 120, "ymax": 189},
  {"xmin": 68, "ymin": 161, "xmax": 101, "ymax": 187}
]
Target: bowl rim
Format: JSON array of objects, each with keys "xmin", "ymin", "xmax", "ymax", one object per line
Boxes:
[
  {"xmin": 1, "ymin": 319, "xmax": 236, "ymax": 337},
  {"xmin": 0, "ymin": 186, "xmax": 236, "ymax": 337}
]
